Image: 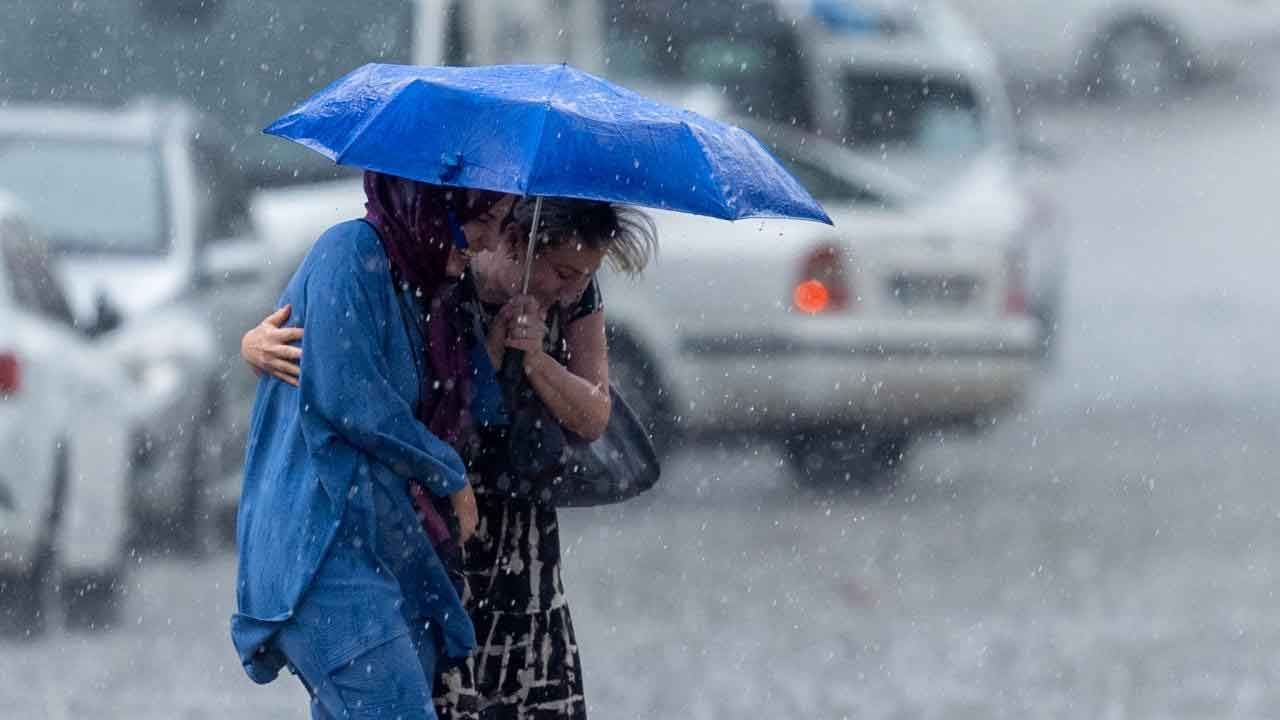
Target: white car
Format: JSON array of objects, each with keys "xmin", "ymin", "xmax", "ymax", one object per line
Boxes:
[
  {"xmin": 600, "ymin": 118, "xmax": 1039, "ymax": 482},
  {"xmin": 0, "ymin": 101, "xmax": 277, "ymax": 553},
  {"xmin": 0, "ymin": 198, "xmax": 136, "ymax": 635},
  {"xmin": 945, "ymin": 0, "xmax": 1280, "ymax": 97}
]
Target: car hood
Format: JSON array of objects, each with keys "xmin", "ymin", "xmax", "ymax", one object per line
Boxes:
[{"xmin": 54, "ymin": 255, "xmax": 186, "ymax": 325}]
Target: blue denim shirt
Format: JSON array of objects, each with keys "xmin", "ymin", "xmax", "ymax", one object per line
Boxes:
[{"xmin": 231, "ymin": 220, "xmax": 475, "ymax": 684}]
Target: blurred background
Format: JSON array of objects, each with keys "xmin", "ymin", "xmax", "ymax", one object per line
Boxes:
[{"xmin": 2, "ymin": 1, "xmax": 1279, "ymax": 717}]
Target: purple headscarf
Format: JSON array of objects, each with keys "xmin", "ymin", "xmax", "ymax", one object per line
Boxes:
[{"xmin": 362, "ymin": 171, "xmax": 504, "ymax": 543}]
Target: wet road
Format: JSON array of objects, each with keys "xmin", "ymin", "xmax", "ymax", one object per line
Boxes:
[{"xmin": 5, "ymin": 80, "xmax": 1280, "ymax": 718}]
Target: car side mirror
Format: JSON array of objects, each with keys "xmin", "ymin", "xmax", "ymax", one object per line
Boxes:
[
  {"xmin": 86, "ymin": 291, "xmax": 123, "ymax": 339},
  {"xmin": 199, "ymin": 237, "xmax": 265, "ymax": 286}
]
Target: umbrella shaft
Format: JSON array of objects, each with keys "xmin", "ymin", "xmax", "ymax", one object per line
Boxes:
[{"xmin": 521, "ymin": 196, "xmax": 544, "ymax": 296}]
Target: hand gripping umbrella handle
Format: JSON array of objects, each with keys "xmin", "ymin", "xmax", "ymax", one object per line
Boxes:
[{"xmin": 502, "ymin": 196, "xmax": 545, "ymax": 404}]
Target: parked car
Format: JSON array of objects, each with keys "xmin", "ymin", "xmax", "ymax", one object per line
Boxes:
[
  {"xmin": 945, "ymin": 0, "xmax": 1280, "ymax": 97},
  {"xmin": 0, "ymin": 100, "xmax": 277, "ymax": 551},
  {"xmin": 600, "ymin": 117, "xmax": 1039, "ymax": 482},
  {"xmin": 606, "ymin": 0, "xmax": 1067, "ymax": 361},
  {"xmin": 0, "ymin": 197, "xmax": 136, "ymax": 635}
]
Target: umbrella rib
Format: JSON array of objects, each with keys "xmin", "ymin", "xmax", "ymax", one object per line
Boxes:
[
  {"xmin": 332, "ymin": 86, "xmax": 405, "ymax": 165},
  {"xmin": 520, "ymin": 64, "xmax": 571, "ymax": 197},
  {"xmin": 678, "ymin": 119, "xmax": 733, "ymax": 217}
]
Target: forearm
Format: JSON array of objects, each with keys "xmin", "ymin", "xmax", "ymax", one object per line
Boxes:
[{"xmin": 523, "ymin": 352, "xmax": 611, "ymax": 440}]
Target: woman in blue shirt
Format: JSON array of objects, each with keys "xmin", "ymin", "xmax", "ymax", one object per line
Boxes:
[{"xmin": 232, "ymin": 171, "xmax": 516, "ymax": 720}]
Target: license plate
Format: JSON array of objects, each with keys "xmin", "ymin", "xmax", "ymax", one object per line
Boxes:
[{"xmin": 888, "ymin": 274, "xmax": 979, "ymax": 308}]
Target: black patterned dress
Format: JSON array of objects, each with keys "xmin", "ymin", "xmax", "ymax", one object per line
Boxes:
[{"xmin": 433, "ymin": 278, "xmax": 602, "ymax": 720}]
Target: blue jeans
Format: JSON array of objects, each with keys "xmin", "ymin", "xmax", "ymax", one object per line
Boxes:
[{"xmin": 278, "ymin": 620, "xmax": 439, "ymax": 720}]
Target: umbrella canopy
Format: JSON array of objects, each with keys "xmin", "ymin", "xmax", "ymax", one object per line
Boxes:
[{"xmin": 265, "ymin": 62, "xmax": 831, "ymax": 225}]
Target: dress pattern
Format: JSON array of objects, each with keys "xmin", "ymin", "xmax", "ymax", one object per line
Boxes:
[{"xmin": 433, "ymin": 277, "xmax": 602, "ymax": 720}]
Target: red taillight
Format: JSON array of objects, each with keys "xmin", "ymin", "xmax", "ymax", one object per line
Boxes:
[
  {"xmin": 793, "ymin": 245, "xmax": 852, "ymax": 314},
  {"xmin": 1004, "ymin": 249, "xmax": 1028, "ymax": 315},
  {"xmin": 0, "ymin": 352, "xmax": 19, "ymax": 396}
]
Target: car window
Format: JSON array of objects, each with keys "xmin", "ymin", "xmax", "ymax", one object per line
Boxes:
[
  {"xmin": 779, "ymin": 154, "xmax": 887, "ymax": 207},
  {"xmin": 1, "ymin": 222, "xmax": 76, "ymax": 326},
  {"xmin": 840, "ymin": 71, "xmax": 987, "ymax": 187},
  {"xmin": 746, "ymin": 126, "xmax": 891, "ymax": 207},
  {"xmin": 0, "ymin": 139, "xmax": 167, "ymax": 255}
]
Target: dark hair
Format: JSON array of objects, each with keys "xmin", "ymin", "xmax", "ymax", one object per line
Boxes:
[{"xmin": 509, "ymin": 197, "xmax": 657, "ymax": 275}]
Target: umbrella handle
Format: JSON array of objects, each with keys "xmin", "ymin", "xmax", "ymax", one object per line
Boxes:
[
  {"xmin": 500, "ymin": 349, "xmax": 526, "ymax": 408},
  {"xmin": 503, "ymin": 195, "xmax": 542, "ymax": 409},
  {"xmin": 520, "ymin": 196, "xmax": 544, "ymax": 295}
]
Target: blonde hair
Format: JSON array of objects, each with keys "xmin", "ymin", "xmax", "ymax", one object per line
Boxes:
[{"xmin": 510, "ymin": 198, "xmax": 658, "ymax": 276}]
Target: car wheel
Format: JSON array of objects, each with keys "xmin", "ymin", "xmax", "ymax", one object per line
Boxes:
[
  {"xmin": 60, "ymin": 568, "xmax": 125, "ymax": 632},
  {"xmin": 608, "ymin": 336, "xmax": 680, "ymax": 459},
  {"xmin": 1092, "ymin": 20, "xmax": 1187, "ymax": 101},
  {"xmin": 785, "ymin": 430, "xmax": 913, "ymax": 487},
  {"xmin": 170, "ymin": 393, "xmax": 222, "ymax": 556},
  {"xmin": 0, "ymin": 443, "xmax": 68, "ymax": 640}
]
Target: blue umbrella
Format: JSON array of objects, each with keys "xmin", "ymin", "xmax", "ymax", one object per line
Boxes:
[{"xmin": 264, "ymin": 62, "xmax": 832, "ymax": 227}]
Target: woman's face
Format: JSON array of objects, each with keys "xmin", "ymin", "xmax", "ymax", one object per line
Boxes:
[
  {"xmin": 445, "ymin": 194, "xmax": 517, "ymax": 277},
  {"xmin": 512, "ymin": 235, "xmax": 607, "ymax": 309}
]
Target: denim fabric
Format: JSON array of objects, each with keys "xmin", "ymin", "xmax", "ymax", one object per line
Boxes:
[
  {"xmin": 279, "ymin": 618, "xmax": 439, "ymax": 720},
  {"xmin": 232, "ymin": 220, "xmax": 475, "ymax": 685}
]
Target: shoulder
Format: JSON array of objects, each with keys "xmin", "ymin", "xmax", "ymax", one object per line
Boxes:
[
  {"xmin": 301, "ymin": 220, "xmax": 391, "ymax": 297},
  {"xmin": 309, "ymin": 220, "xmax": 387, "ymax": 270}
]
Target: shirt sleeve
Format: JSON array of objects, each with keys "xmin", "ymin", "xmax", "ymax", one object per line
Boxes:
[{"xmin": 297, "ymin": 242, "xmax": 467, "ymax": 497}]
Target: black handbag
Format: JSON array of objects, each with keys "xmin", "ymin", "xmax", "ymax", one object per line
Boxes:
[{"xmin": 473, "ymin": 354, "xmax": 661, "ymax": 508}]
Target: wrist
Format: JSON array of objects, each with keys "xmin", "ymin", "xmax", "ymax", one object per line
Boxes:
[
  {"xmin": 523, "ymin": 349, "xmax": 551, "ymax": 377},
  {"xmin": 486, "ymin": 338, "xmax": 505, "ymax": 368}
]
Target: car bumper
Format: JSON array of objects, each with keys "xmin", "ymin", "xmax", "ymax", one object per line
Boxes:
[{"xmin": 676, "ymin": 335, "xmax": 1037, "ymax": 432}]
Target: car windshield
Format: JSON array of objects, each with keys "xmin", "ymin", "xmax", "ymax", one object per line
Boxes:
[
  {"xmin": 0, "ymin": 139, "xmax": 166, "ymax": 254},
  {"xmin": 840, "ymin": 71, "xmax": 989, "ymax": 188}
]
